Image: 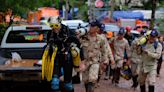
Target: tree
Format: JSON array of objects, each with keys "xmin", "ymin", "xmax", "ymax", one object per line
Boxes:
[
  {"xmin": 150, "ymin": 0, "xmax": 157, "ymax": 29},
  {"xmin": 0, "ymin": 0, "xmax": 53, "ymax": 18},
  {"xmin": 125, "ymin": 0, "xmax": 132, "ymax": 6}
]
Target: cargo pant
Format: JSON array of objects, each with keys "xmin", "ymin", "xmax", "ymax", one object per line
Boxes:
[
  {"xmin": 138, "ymin": 68, "xmax": 156, "ymax": 86},
  {"xmin": 83, "ymin": 63, "xmax": 99, "ymax": 92},
  {"xmin": 82, "ymin": 63, "xmax": 100, "ymax": 83},
  {"xmin": 131, "ymin": 62, "xmax": 140, "ymax": 76},
  {"xmin": 112, "ymin": 60, "xmax": 124, "ymax": 83}
]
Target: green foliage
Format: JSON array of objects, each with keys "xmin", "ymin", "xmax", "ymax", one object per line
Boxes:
[
  {"xmin": 156, "ymin": 18, "xmax": 164, "ymax": 35},
  {"xmin": 142, "ymin": 0, "xmax": 164, "ymax": 10},
  {"xmin": 142, "ymin": 0, "xmax": 152, "ymax": 10},
  {"xmin": 159, "ymin": 0, "xmax": 164, "ymax": 8},
  {"xmin": 0, "ymin": 23, "xmax": 7, "ymax": 42},
  {"xmin": 78, "ymin": 4, "xmax": 88, "ymax": 21},
  {"xmin": 0, "ymin": 0, "xmax": 89, "ymax": 20},
  {"xmin": 0, "ymin": 0, "xmax": 55, "ymax": 18}
]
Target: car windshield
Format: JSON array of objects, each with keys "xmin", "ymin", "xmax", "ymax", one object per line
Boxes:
[{"xmin": 6, "ymin": 30, "xmax": 49, "ymax": 43}]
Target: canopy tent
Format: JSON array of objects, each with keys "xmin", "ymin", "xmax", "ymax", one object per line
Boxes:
[{"xmin": 113, "ymin": 11, "xmax": 144, "ymax": 21}]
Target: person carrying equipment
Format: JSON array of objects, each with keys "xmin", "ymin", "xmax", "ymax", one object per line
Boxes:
[
  {"xmin": 112, "ymin": 27, "xmax": 131, "ymax": 85},
  {"xmin": 79, "ymin": 20, "xmax": 108, "ymax": 92},
  {"xmin": 42, "ymin": 16, "xmax": 82, "ymax": 92},
  {"xmin": 138, "ymin": 29, "xmax": 162, "ymax": 92}
]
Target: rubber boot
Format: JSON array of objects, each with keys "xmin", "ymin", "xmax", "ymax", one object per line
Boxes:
[
  {"xmin": 149, "ymin": 85, "xmax": 154, "ymax": 92},
  {"xmin": 140, "ymin": 85, "xmax": 146, "ymax": 92},
  {"xmin": 113, "ymin": 68, "xmax": 121, "ymax": 84},
  {"xmin": 131, "ymin": 75, "xmax": 138, "ymax": 88},
  {"xmin": 85, "ymin": 83, "xmax": 88, "ymax": 92},
  {"xmin": 86, "ymin": 82, "xmax": 95, "ymax": 92}
]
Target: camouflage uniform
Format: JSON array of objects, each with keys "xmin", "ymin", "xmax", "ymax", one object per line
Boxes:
[
  {"xmin": 138, "ymin": 42, "xmax": 162, "ymax": 86},
  {"xmin": 112, "ymin": 37, "xmax": 131, "ymax": 83},
  {"xmin": 130, "ymin": 38, "xmax": 142, "ymax": 88},
  {"xmin": 131, "ymin": 38, "xmax": 142, "ymax": 76},
  {"xmin": 113, "ymin": 38, "xmax": 131, "ymax": 68},
  {"xmin": 80, "ymin": 34, "xmax": 108, "ymax": 83},
  {"xmin": 98, "ymin": 34, "xmax": 114, "ymax": 82}
]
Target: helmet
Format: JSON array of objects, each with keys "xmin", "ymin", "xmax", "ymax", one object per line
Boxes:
[
  {"xmin": 48, "ymin": 16, "xmax": 61, "ymax": 29},
  {"xmin": 106, "ymin": 32, "xmax": 113, "ymax": 38},
  {"xmin": 150, "ymin": 29, "xmax": 159, "ymax": 37},
  {"xmin": 76, "ymin": 27, "xmax": 89, "ymax": 36},
  {"xmin": 118, "ymin": 27, "xmax": 125, "ymax": 35},
  {"xmin": 90, "ymin": 20, "xmax": 105, "ymax": 31},
  {"xmin": 125, "ymin": 26, "xmax": 132, "ymax": 32}
]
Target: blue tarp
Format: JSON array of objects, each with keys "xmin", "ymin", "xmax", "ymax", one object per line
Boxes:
[{"xmin": 113, "ymin": 11, "xmax": 144, "ymax": 21}]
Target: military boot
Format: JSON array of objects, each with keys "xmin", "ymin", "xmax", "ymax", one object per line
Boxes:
[
  {"xmin": 131, "ymin": 75, "xmax": 138, "ymax": 88},
  {"xmin": 149, "ymin": 85, "xmax": 154, "ymax": 92},
  {"xmin": 86, "ymin": 82, "xmax": 95, "ymax": 92},
  {"xmin": 140, "ymin": 85, "xmax": 146, "ymax": 92}
]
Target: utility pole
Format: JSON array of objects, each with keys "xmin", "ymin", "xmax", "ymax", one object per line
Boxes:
[
  {"xmin": 65, "ymin": 0, "xmax": 69, "ymax": 20},
  {"xmin": 109, "ymin": 0, "xmax": 115, "ymax": 19},
  {"xmin": 150, "ymin": 0, "xmax": 157, "ymax": 29},
  {"xmin": 88, "ymin": 0, "xmax": 95, "ymax": 22}
]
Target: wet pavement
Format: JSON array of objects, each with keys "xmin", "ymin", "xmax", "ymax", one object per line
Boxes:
[
  {"xmin": 0, "ymin": 63, "xmax": 163, "ymax": 92},
  {"xmin": 74, "ymin": 63, "xmax": 164, "ymax": 92}
]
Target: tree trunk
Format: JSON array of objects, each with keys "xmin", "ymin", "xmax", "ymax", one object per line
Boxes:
[
  {"xmin": 110, "ymin": 0, "xmax": 115, "ymax": 19},
  {"xmin": 65, "ymin": 0, "xmax": 69, "ymax": 20},
  {"xmin": 125, "ymin": 0, "xmax": 131, "ymax": 6},
  {"xmin": 72, "ymin": 1, "xmax": 75, "ymax": 19},
  {"xmin": 88, "ymin": 0, "xmax": 94, "ymax": 22},
  {"xmin": 150, "ymin": 0, "xmax": 157, "ymax": 29}
]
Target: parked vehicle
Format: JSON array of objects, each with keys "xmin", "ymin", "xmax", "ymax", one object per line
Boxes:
[{"xmin": 0, "ymin": 25, "xmax": 51, "ymax": 81}]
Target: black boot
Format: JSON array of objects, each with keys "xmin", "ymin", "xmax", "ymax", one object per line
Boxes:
[
  {"xmin": 140, "ymin": 85, "xmax": 146, "ymax": 92},
  {"xmin": 149, "ymin": 85, "xmax": 154, "ymax": 92},
  {"xmin": 85, "ymin": 83, "xmax": 88, "ymax": 92},
  {"xmin": 112, "ymin": 68, "xmax": 120, "ymax": 86},
  {"xmin": 131, "ymin": 75, "xmax": 138, "ymax": 88},
  {"xmin": 87, "ymin": 82, "xmax": 95, "ymax": 92}
]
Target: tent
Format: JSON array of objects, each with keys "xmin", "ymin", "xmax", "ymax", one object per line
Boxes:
[{"xmin": 113, "ymin": 11, "xmax": 144, "ymax": 21}]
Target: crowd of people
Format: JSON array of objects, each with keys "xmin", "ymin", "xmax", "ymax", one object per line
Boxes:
[{"xmin": 42, "ymin": 16, "xmax": 164, "ymax": 92}]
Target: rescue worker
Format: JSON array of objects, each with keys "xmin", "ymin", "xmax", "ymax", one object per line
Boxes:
[
  {"xmin": 138, "ymin": 29, "xmax": 162, "ymax": 92},
  {"xmin": 79, "ymin": 20, "xmax": 108, "ymax": 92},
  {"xmin": 112, "ymin": 27, "xmax": 131, "ymax": 85},
  {"xmin": 96, "ymin": 25, "xmax": 115, "ymax": 86},
  {"xmin": 104, "ymin": 31, "xmax": 115, "ymax": 80},
  {"xmin": 130, "ymin": 30, "xmax": 146, "ymax": 89},
  {"xmin": 44, "ymin": 16, "xmax": 82, "ymax": 92},
  {"xmin": 124, "ymin": 26, "xmax": 134, "ymax": 46},
  {"xmin": 157, "ymin": 35, "xmax": 164, "ymax": 77}
]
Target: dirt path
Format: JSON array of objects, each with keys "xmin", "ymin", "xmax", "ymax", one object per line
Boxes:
[{"xmin": 75, "ymin": 63, "xmax": 164, "ymax": 92}]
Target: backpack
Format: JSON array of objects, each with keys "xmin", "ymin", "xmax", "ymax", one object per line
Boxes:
[{"xmin": 154, "ymin": 41, "xmax": 163, "ymax": 61}]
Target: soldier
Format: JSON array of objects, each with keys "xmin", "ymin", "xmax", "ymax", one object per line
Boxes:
[
  {"xmin": 104, "ymin": 31, "xmax": 115, "ymax": 80},
  {"xmin": 124, "ymin": 26, "xmax": 134, "ymax": 46},
  {"xmin": 130, "ymin": 30, "xmax": 147, "ymax": 89},
  {"xmin": 112, "ymin": 27, "xmax": 131, "ymax": 85},
  {"xmin": 96, "ymin": 24, "xmax": 115, "ymax": 86},
  {"xmin": 43, "ymin": 16, "xmax": 82, "ymax": 92},
  {"xmin": 157, "ymin": 35, "xmax": 164, "ymax": 77},
  {"xmin": 79, "ymin": 20, "xmax": 108, "ymax": 92},
  {"xmin": 138, "ymin": 29, "xmax": 162, "ymax": 92}
]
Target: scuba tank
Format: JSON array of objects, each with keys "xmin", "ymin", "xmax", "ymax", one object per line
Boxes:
[
  {"xmin": 70, "ymin": 43, "xmax": 81, "ymax": 71},
  {"xmin": 42, "ymin": 45, "xmax": 58, "ymax": 81},
  {"xmin": 137, "ymin": 30, "xmax": 151, "ymax": 45}
]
